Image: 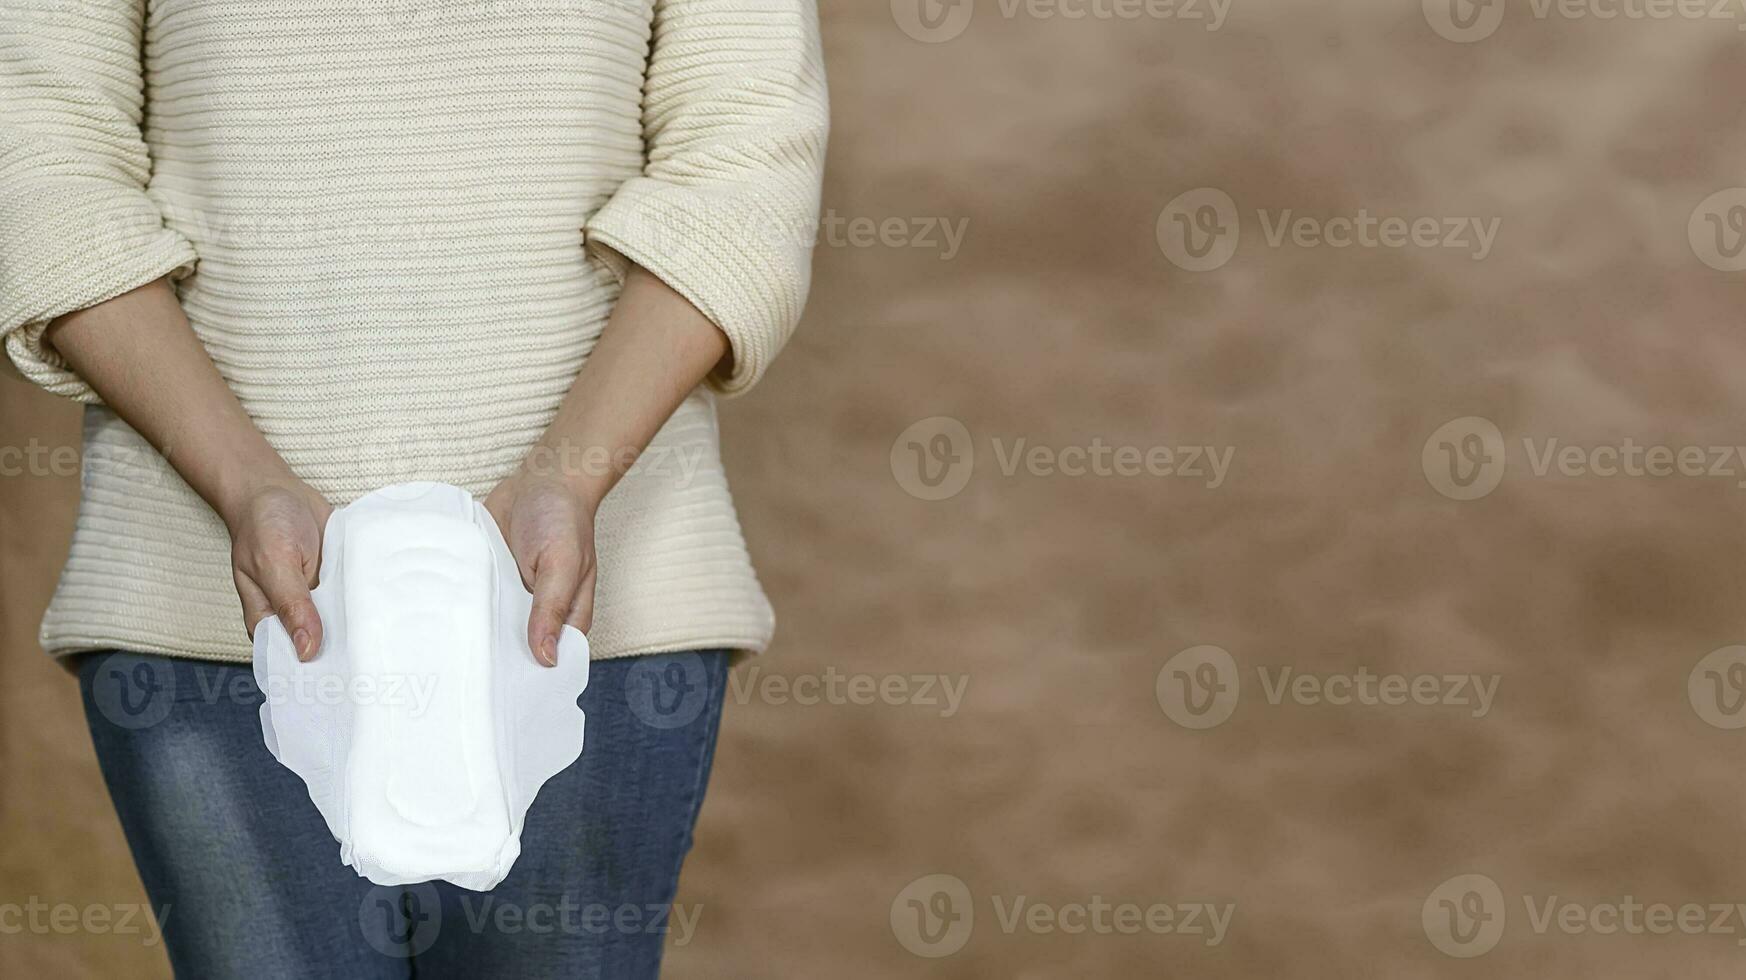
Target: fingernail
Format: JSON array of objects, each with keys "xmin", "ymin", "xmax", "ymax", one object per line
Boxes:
[
  {"xmin": 293, "ymin": 628, "xmax": 312, "ymax": 660},
  {"xmin": 541, "ymin": 636, "xmax": 558, "ymax": 667}
]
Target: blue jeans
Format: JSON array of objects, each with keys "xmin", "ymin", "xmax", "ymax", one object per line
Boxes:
[{"xmin": 76, "ymin": 648, "xmax": 730, "ymax": 979}]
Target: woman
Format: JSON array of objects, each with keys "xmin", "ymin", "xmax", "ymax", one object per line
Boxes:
[{"xmin": 0, "ymin": 1, "xmax": 826, "ymax": 975}]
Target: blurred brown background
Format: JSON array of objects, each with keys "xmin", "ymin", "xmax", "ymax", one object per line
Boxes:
[{"xmin": 10, "ymin": 0, "xmax": 1746, "ymax": 975}]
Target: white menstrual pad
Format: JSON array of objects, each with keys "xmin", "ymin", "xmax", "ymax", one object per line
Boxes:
[{"xmin": 252, "ymin": 482, "xmax": 590, "ymax": 891}]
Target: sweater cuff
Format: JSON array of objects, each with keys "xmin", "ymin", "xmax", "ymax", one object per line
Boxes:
[
  {"xmin": 584, "ymin": 175, "xmax": 812, "ymax": 397},
  {"xmin": 0, "ymin": 181, "xmax": 196, "ymax": 403}
]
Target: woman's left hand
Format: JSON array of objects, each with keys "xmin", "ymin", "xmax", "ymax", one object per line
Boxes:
[
  {"xmin": 478, "ymin": 262, "xmax": 733, "ymax": 669},
  {"xmin": 483, "ymin": 472, "xmax": 598, "ymax": 667}
]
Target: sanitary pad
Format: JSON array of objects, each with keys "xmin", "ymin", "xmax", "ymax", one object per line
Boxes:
[{"xmin": 252, "ymin": 482, "xmax": 590, "ymax": 891}]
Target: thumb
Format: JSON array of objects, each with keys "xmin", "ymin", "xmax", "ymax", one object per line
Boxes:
[
  {"xmin": 527, "ymin": 547, "xmax": 582, "ymax": 668},
  {"xmin": 259, "ymin": 556, "xmax": 323, "ymax": 661}
]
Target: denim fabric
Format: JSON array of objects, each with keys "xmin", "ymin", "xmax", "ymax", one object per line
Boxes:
[{"xmin": 77, "ymin": 648, "xmax": 730, "ymax": 979}]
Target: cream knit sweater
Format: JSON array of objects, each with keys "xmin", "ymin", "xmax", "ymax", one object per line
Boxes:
[{"xmin": 0, "ymin": 0, "xmax": 827, "ymax": 663}]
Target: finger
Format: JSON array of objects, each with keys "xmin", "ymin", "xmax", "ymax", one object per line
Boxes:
[
  {"xmin": 234, "ymin": 570, "xmax": 274, "ymax": 639},
  {"xmin": 565, "ymin": 563, "xmax": 596, "ymax": 636},
  {"xmin": 528, "ymin": 546, "xmax": 582, "ymax": 668},
  {"xmin": 256, "ymin": 554, "xmax": 323, "ymax": 661}
]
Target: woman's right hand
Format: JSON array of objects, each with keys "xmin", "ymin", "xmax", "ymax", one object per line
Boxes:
[
  {"xmin": 42, "ymin": 278, "xmax": 336, "ymax": 660},
  {"xmin": 223, "ymin": 479, "xmax": 332, "ymax": 661}
]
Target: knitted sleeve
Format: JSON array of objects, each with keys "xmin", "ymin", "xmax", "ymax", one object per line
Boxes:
[
  {"xmin": 0, "ymin": 0, "xmax": 198, "ymax": 403},
  {"xmin": 584, "ymin": 0, "xmax": 830, "ymax": 397}
]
